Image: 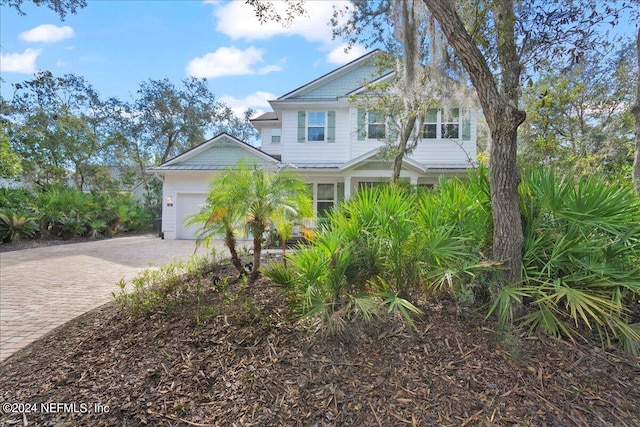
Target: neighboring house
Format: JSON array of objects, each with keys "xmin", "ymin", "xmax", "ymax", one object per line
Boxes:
[{"xmin": 147, "ymin": 50, "xmax": 477, "ymax": 240}]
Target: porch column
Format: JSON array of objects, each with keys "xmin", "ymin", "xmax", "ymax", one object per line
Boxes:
[{"xmin": 343, "ymin": 176, "xmax": 352, "ymax": 199}]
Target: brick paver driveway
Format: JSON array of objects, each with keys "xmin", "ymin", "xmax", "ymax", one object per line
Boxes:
[{"xmin": 0, "ymin": 235, "xmax": 230, "ymax": 362}]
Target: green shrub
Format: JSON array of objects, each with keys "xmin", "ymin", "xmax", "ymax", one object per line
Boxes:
[
  {"xmin": 265, "ymin": 180, "xmax": 485, "ymax": 333},
  {"xmin": 113, "ymin": 255, "xmax": 216, "ymax": 315},
  {"xmin": 0, "ymin": 188, "xmax": 31, "ymax": 210},
  {"xmin": 0, "ymin": 208, "xmax": 38, "ymax": 243},
  {"xmin": 489, "ymin": 169, "xmax": 640, "ymax": 353},
  {"xmin": 0, "ymin": 186, "xmax": 154, "ymax": 241}
]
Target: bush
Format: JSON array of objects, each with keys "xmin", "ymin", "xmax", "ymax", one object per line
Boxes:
[
  {"xmin": 489, "ymin": 169, "xmax": 640, "ymax": 353},
  {"xmin": 0, "ymin": 186, "xmax": 154, "ymax": 241},
  {"xmin": 0, "ymin": 208, "xmax": 38, "ymax": 243},
  {"xmin": 265, "ymin": 178, "xmax": 487, "ymax": 333},
  {"xmin": 113, "ymin": 255, "xmax": 218, "ymax": 315}
]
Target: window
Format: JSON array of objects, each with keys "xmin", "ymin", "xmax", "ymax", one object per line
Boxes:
[
  {"xmin": 367, "ymin": 110, "xmax": 386, "ymax": 139},
  {"xmin": 422, "ymin": 108, "xmax": 438, "ymax": 139},
  {"xmin": 271, "ymin": 128, "xmax": 281, "ymax": 143},
  {"xmin": 422, "ymin": 108, "xmax": 466, "ymax": 139},
  {"xmin": 298, "ymin": 111, "xmax": 335, "ymax": 143},
  {"xmin": 441, "ymin": 108, "xmax": 460, "ymax": 139},
  {"xmin": 307, "ymin": 112, "xmax": 326, "ymax": 142},
  {"xmin": 316, "ymin": 183, "xmax": 335, "ymax": 218}
]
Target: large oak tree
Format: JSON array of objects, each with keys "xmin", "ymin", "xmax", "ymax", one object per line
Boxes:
[{"xmin": 421, "ymin": 0, "xmax": 628, "ymax": 285}]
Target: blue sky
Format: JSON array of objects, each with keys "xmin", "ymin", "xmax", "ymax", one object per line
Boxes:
[
  {"xmin": 2, "ymin": 1, "xmax": 636, "ymax": 119},
  {"xmin": 0, "ymin": 0, "xmax": 368, "ymax": 117}
]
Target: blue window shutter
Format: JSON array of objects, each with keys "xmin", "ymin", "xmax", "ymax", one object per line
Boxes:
[
  {"xmin": 462, "ymin": 113, "xmax": 471, "ymax": 140},
  {"xmin": 327, "ymin": 111, "xmax": 336, "ymax": 142},
  {"xmin": 357, "ymin": 108, "xmax": 366, "ymax": 140},
  {"xmin": 297, "ymin": 111, "xmax": 306, "ymax": 143}
]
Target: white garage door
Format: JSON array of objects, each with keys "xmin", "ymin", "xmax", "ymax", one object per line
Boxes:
[{"xmin": 176, "ymin": 193, "xmax": 208, "ymax": 240}]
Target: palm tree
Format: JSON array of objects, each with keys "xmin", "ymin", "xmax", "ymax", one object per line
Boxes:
[
  {"xmin": 217, "ymin": 162, "xmax": 312, "ymax": 280},
  {"xmin": 185, "ymin": 190, "xmax": 247, "ymax": 276}
]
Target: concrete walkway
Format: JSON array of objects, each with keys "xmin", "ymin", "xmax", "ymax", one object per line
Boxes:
[{"xmin": 0, "ymin": 235, "xmax": 233, "ymax": 362}]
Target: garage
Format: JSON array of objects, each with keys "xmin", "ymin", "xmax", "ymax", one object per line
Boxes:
[
  {"xmin": 176, "ymin": 193, "xmax": 208, "ymax": 240},
  {"xmin": 147, "ymin": 133, "xmax": 281, "ymax": 240}
]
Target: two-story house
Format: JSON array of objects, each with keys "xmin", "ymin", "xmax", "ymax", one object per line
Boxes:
[{"xmin": 148, "ymin": 50, "xmax": 477, "ymax": 240}]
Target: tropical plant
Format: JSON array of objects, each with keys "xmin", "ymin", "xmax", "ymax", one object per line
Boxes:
[
  {"xmin": 488, "ymin": 169, "xmax": 640, "ymax": 353},
  {"xmin": 0, "ymin": 208, "xmax": 38, "ymax": 243},
  {"xmin": 185, "ymin": 200, "xmax": 247, "ymax": 276},
  {"xmin": 266, "ymin": 180, "xmax": 486, "ymax": 333},
  {"xmin": 0, "ymin": 188, "xmax": 31, "ymax": 210},
  {"xmin": 58, "ymin": 216, "xmax": 87, "ymax": 239},
  {"xmin": 0, "ymin": 185, "xmax": 153, "ymax": 241},
  {"xmin": 199, "ymin": 162, "xmax": 312, "ymax": 280}
]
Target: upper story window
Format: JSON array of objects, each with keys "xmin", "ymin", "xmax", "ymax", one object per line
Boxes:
[
  {"xmin": 297, "ymin": 111, "xmax": 336, "ymax": 143},
  {"xmin": 357, "ymin": 108, "xmax": 395, "ymax": 141},
  {"xmin": 423, "ymin": 108, "xmax": 438, "ymax": 139},
  {"xmin": 441, "ymin": 108, "xmax": 460, "ymax": 139},
  {"xmin": 307, "ymin": 112, "xmax": 326, "ymax": 142},
  {"xmin": 422, "ymin": 108, "xmax": 470, "ymax": 140},
  {"xmin": 271, "ymin": 128, "xmax": 281, "ymax": 144},
  {"xmin": 367, "ymin": 110, "xmax": 386, "ymax": 139}
]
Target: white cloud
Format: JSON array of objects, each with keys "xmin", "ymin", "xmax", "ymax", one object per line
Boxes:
[
  {"xmin": 220, "ymin": 91, "xmax": 277, "ymax": 117},
  {"xmin": 19, "ymin": 24, "xmax": 75, "ymax": 43},
  {"xmin": 186, "ymin": 46, "xmax": 282, "ymax": 78},
  {"xmin": 327, "ymin": 43, "xmax": 368, "ymax": 65},
  {"xmin": 211, "ymin": 1, "xmax": 368, "ymax": 65},
  {"xmin": 0, "ymin": 48, "xmax": 41, "ymax": 73}
]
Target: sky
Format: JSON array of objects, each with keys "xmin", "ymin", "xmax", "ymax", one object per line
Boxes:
[
  {"xmin": 0, "ymin": 0, "xmax": 369, "ymax": 117},
  {"xmin": 1, "ymin": 1, "xmax": 637, "ymax": 120}
]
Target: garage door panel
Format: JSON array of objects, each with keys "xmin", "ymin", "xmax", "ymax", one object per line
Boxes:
[{"xmin": 177, "ymin": 193, "xmax": 207, "ymax": 240}]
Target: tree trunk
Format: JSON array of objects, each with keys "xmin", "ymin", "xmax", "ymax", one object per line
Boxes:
[
  {"xmin": 633, "ymin": 27, "xmax": 640, "ymax": 195},
  {"xmin": 251, "ymin": 223, "xmax": 265, "ymax": 281},
  {"xmin": 489, "ymin": 118, "xmax": 524, "ymax": 284},
  {"xmin": 226, "ymin": 229, "xmax": 246, "ymax": 276},
  {"xmin": 422, "ymin": 0, "xmax": 525, "ymax": 284},
  {"xmin": 392, "ymin": 115, "xmax": 418, "ymax": 182}
]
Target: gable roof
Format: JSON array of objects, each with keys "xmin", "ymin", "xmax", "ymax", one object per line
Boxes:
[
  {"xmin": 277, "ymin": 50, "xmax": 390, "ymax": 100},
  {"xmin": 340, "ymin": 147, "xmax": 427, "ymax": 173},
  {"xmin": 147, "ymin": 133, "xmax": 279, "ymax": 172}
]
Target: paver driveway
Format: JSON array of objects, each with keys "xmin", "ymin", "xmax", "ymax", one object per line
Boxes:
[{"xmin": 0, "ymin": 235, "xmax": 231, "ymax": 362}]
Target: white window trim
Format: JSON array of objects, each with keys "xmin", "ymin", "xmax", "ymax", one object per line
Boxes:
[
  {"xmin": 307, "ymin": 111, "xmax": 327, "ymax": 142},
  {"xmin": 422, "ymin": 109, "xmax": 463, "ymax": 140},
  {"xmin": 271, "ymin": 128, "xmax": 281, "ymax": 144},
  {"xmin": 366, "ymin": 110, "xmax": 387, "ymax": 140}
]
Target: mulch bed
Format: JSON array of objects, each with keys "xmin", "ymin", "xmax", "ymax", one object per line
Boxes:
[{"xmin": 1, "ymin": 264, "xmax": 639, "ymax": 427}]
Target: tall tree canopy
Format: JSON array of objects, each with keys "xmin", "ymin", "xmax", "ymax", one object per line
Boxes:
[
  {"xmin": 3, "ymin": 71, "xmax": 115, "ymax": 189},
  {"xmin": 519, "ymin": 39, "xmax": 636, "ymax": 177},
  {"xmin": 130, "ymin": 77, "xmax": 258, "ymax": 164}
]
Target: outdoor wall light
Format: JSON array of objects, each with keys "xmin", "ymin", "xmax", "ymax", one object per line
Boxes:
[{"xmin": 167, "ymin": 197, "xmax": 174, "ymax": 207}]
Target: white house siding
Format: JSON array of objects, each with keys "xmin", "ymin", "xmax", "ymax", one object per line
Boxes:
[
  {"xmin": 259, "ymin": 127, "xmax": 283, "ymax": 157},
  {"xmin": 410, "ymin": 140, "xmax": 476, "ymax": 166},
  {"xmin": 348, "ymin": 107, "xmax": 477, "ymax": 167},
  {"xmin": 161, "ymin": 172, "xmax": 214, "ymax": 240},
  {"xmin": 280, "ymin": 109, "xmax": 351, "ymax": 164}
]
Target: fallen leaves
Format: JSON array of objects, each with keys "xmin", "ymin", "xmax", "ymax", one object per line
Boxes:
[{"xmin": 1, "ymin": 264, "xmax": 639, "ymax": 426}]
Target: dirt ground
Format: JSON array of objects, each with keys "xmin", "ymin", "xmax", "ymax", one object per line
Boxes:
[{"xmin": 1, "ymin": 264, "xmax": 639, "ymax": 427}]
